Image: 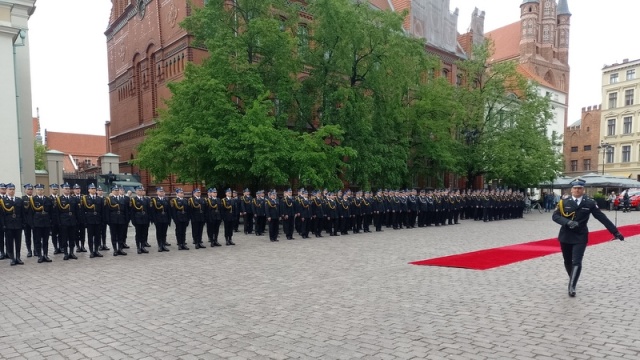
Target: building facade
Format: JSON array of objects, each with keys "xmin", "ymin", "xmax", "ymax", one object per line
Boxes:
[
  {"xmin": 486, "ymin": 0, "xmax": 571, "ymax": 143},
  {"xmin": 563, "ymin": 105, "xmax": 601, "ymax": 177},
  {"xmin": 0, "ymin": 0, "xmax": 37, "ymax": 192},
  {"xmin": 600, "ymin": 58, "xmax": 640, "ymax": 180}
]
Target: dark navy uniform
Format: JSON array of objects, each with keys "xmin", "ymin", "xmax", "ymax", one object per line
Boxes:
[
  {"xmin": 1, "ymin": 184, "xmax": 25, "ymax": 265},
  {"xmin": 30, "ymin": 184, "xmax": 53, "ymax": 262},
  {"xmin": 105, "ymin": 186, "xmax": 129, "ymax": 256},
  {"xmin": 265, "ymin": 191, "xmax": 280, "ymax": 242},
  {"xmin": 170, "ymin": 189, "xmax": 190, "ymax": 250},
  {"xmin": 150, "ymin": 187, "xmax": 171, "ymax": 252},
  {"xmin": 81, "ymin": 184, "xmax": 104, "ymax": 258},
  {"xmin": 240, "ymin": 189, "xmax": 254, "ymax": 234},
  {"xmin": 130, "ymin": 187, "xmax": 151, "ymax": 254},
  {"xmin": 55, "ymin": 183, "xmax": 80, "ymax": 260},
  {"xmin": 205, "ymin": 188, "xmax": 222, "ymax": 247},
  {"xmin": 188, "ymin": 189, "xmax": 207, "ymax": 249},
  {"xmin": 280, "ymin": 189, "xmax": 296, "ymax": 240},
  {"xmin": 552, "ymin": 178, "xmax": 624, "ymax": 297},
  {"xmin": 221, "ymin": 189, "xmax": 236, "ymax": 245}
]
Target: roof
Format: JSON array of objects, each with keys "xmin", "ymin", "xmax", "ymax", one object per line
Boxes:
[
  {"xmin": 45, "ymin": 131, "xmax": 107, "ymax": 156},
  {"xmin": 368, "ymin": 0, "xmax": 393, "ymax": 10},
  {"xmin": 485, "ymin": 21, "xmax": 520, "ymax": 63}
]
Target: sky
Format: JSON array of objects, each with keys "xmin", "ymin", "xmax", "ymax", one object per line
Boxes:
[{"xmin": 27, "ymin": 0, "xmax": 640, "ymax": 136}]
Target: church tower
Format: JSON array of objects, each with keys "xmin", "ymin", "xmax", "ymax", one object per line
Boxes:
[
  {"xmin": 519, "ymin": 0, "xmax": 539, "ymax": 61},
  {"xmin": 556, "ymin": 0, "xmax": 571, "ymax": 65}
]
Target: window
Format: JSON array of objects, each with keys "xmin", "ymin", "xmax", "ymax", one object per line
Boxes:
[
  {"xmin": 584, "ymin": 145, "xmax": 592, "ymax": 151},
  {"xmin": 624, "ymin": 116, "xmax": 633, "ymax": 134},
  {"xmin": 623, "ymin": 145, "xmax": 631, "ymax": 163},
  {"xmin": 610, "ymin": 73, "xmax": 619, "ymax": 84},
  {"xmin": 627, "ymin": 69, "xmax": 635, "ymax": 80},
  {"xmin": 570, "ymin": 160, "xmax": 578, "ymax": 172},
  {"xmin": 297, "ymin": 25, "xmax": 309, "ymax": 54},
  {"xmin": 583, "ymin": 159, "xmax": 591, "ymax": 171},
  {"xmin": 570, "ymin": 146, "xmax": 578, "ymax": 152},
  {"xmin": 441, "ymin": 69, "xmax": 449, "ymax": 80},
  {"xmin": 626, "ymin": 89, "xmax": 634, "ymax": 106},
  {"xmin": 456, "ymin": 74, "xmax": 463, "ymax": 87},
  {"xmin": 606, "ymin": 147, "xmax": 615, "ymax": 163},
  {"xmin": 607, "ymin": 119, "xmax": 616, "ymax": 136},
  {"xmin": 609, "ymin": 92, "xmax": 618, "ymax": 109}
]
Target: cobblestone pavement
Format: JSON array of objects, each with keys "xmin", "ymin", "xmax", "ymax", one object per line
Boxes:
[{"xmin": 1, "ymin": 210, "xmax": 639, "ymax": 359}]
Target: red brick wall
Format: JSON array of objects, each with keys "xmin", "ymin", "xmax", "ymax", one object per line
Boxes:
[{"xmin": 564, "ymin": 105, "xmax": 602, "ymax": 176}]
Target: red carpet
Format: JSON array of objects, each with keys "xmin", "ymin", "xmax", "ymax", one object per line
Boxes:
[{"xmin": 410, "ymin": 224, "xmax": 640, "ymax": 270}]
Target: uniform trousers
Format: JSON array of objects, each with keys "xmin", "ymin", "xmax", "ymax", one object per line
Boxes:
[
  {"xmin": 5, "ymin": 228, "xmax": 22, "ymax": 260},
  {"xmin": 33, "ymin": 226, "xmax": 50, "ymax": 257}
]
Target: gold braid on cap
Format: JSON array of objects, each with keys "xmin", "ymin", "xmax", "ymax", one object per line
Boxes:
[{"xmin": 557, "ymin": 199, "xmax": 575, "ymax": 220}]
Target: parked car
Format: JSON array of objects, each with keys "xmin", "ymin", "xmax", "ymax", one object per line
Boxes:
[{"xmin": 613, "ymin": 190, "xmax": 640, "ymax": 210}]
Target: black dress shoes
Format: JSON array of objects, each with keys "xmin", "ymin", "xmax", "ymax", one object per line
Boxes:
[
  {"xmin": 27, "ymin": 251, "xmax": 33, "ymax": 258},
  {"xmin": 122, "ymin": 244, "xmax": 130, "ymax": 249},
  {"xmin": 16, "ymin": 258, "xmax": 24, "ymax": 265}
]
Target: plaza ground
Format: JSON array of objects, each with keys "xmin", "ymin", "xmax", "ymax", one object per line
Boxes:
[{"xmin": 1, "ymin": 210, "xmax": 639, "ymax": 359}]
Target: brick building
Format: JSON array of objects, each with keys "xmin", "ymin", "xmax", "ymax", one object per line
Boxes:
[
  {"xmin": 563, "ymin": 105, "xmax": 601, "ymax": 177},
  {"xmin": 45, "ymin": 131, "xmax": 107, "ymax": 173},
  {"xmin": 485, "ymin": 0, "xmax": 571, "ymax": 143}
]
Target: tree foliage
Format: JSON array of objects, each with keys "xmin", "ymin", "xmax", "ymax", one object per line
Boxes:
[{"xmin": 135, "ymin": 1, "xmax": 564, "ymax": 190}]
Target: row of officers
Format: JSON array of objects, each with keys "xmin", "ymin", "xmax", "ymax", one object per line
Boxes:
[{"xmin": 1, "ymin": 182, "xmax": 527, "ymax": 266}]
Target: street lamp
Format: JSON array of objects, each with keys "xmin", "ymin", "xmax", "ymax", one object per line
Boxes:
[{"xmin": 598, "ymin": 141, "xmax": 612, "ymax": 175}]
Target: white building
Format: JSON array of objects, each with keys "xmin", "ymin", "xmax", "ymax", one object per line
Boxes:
[
  {"xmin": 601, "ymin": 58, "xmax": 640, "ymax": 180},
  {"xmin": 0, "ymin": 0, "xmax": 36, "ymax": 192}
]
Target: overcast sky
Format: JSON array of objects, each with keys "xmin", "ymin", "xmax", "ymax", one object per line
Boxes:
[{"xmin": 27, "ymin": 0, "xmax": 640, "ymax": 136}]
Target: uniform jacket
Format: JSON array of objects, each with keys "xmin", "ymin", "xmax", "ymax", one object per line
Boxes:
[
  {"xmin": 130, "ymin": 196, "xmax": 150, "ymax": 225},
  {"xmin": 80, "ymin": 194, "xmax": 103, "ymax": 225},
  {"xmin": 1, "ymin": 196, "xmax": 25, "ymax": 229},
  {"xmin": 171, "ymin": 197, "xmax": 190, "ymax": 223},
  {"xmin": 552, "ymin": 196, "xmax": 618, "ymax": 245},
  {"xmin": 151, "ymin": 197, "xmax": 172, "ymax": 225}
]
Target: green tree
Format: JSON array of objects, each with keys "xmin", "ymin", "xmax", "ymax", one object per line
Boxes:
[
  {"xmin": 455, "ymin": 41, "xmax": 562, "ymax": 188},
  {"xmin": 34, "ymin": 141, "xmax": 47, "ymax": 170},
  {"xmin": 135, "ymin": 0, "xmax": 354, "ymax": 189}
]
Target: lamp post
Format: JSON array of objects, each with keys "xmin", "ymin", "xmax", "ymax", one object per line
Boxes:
[{"xmin": 598, "ymin": 141, "xmax": 612, "ymax": 175}]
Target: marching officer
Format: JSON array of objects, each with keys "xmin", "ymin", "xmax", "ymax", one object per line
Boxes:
[
  {"xmin": 81, "ymin": 183, "xmax": 104, "ymax": 258},
  {"xmin": 55, "ymin": 183, "xmax": 79, "ymax": 260},
  {"xmin": 150, "ymin": 187, "xmax": 171, "ymax": 252},
  {"xmin": 170, "ymin": 188, "xmax": 190, "ymax": 250},
  {"xmin": 221, "ymin": 188, "xmax": 236, "ymax": 245},
  {"xmin": 205, "ymin": 188, "xmax": 222, "ymax": 247},
  {"xmin": 189, "ymin": 188, "xmax": 207, "ymax": 249},
  {"xmin": 130, "ymin": 186, "xmax": 151, "ymax": 254}
]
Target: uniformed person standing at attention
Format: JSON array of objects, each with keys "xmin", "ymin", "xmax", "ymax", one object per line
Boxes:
[
  {"xmin": 266, "ymin": 190, "xmax": 280, "ymax": 242},
  {"xmin": 1, "ymin": 183, "xmax": 25, "ymax": 265},
  {"xmin": 22, "ymin": 183, "xmax": 35, "ymax": 257},
  {"xmin": 31, "ymin": 184, "xmax": 53, "ymax": 263},
  {"xmin": 130, "ymin": 186, "xmax": 151, "ymax": 254},
  {"xmin": 72, "ymin": 184, "xmax": 88, "ymax": 253},
  {"xmin": 552, "ymin": 178, "xmax": 624, "ymax": 297},
  {"xmin": 81, "ymin": 183, "xmax": 104, "ymax": 258},
  {"xmin": 280, "ymin": 188, "xmax": 296, "ymax": 240},
  {"xmin": 150, "ymin": 187, "xmax": 171, "ymax": 252},
  {"xmin": 204, "ymin": 188, "xmax": 222, "ymax": 247},
  {"xmin": 106, "ymin": 185, "xmax": 128, "ymax": 256},
  {"xmin": 49, "ymin": 184, "xmax": 62, "ymax": 254},
  {"xmin": 240, "ymin": 188, "xmax": 254, "ymax": 235},
  {"xmin": 96, "ymin": 186, "xmax": 110, "ymax": 251},
  {"xmin": 55, "ymin": 183, "xmax": 79, "ymax": 260},
  {"xmin": 0, "ymin": 183, "xmax": 7, "ymax": 261},
  {"xmin": 188, "ymin": 188, "xmax": 207, "ymax": 249},
  {"xmin": 221, "ymin": 188, "xmax": 236, "ymax": 245},
  {"xmin": 252, "ymin": 190, "xmax": 266, "ymax": 236},
  {"xmin": 170, "ymin": 188, "xmax": 190, "ymax": 250}
]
